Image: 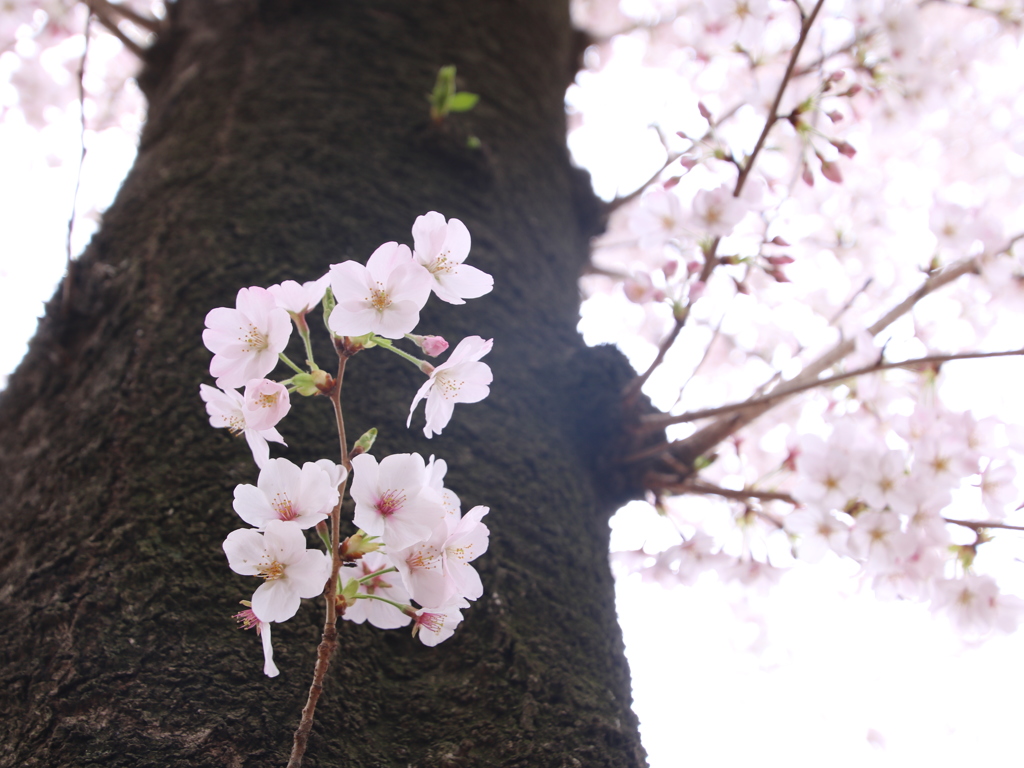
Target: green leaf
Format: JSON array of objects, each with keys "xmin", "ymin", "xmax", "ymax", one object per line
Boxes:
[{"xmin": 447, "ymin": 92, "xmax": 479, "ymax": 112}]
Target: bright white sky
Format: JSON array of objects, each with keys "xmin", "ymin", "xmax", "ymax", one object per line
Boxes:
[{"xmin": 2, "ymin": 12, "xmax": 1023, "ymax": 768}]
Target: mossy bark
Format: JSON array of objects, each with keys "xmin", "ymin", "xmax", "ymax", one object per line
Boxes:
[{"xmin": 0, "ymin": 1, "xmax": 647, "ymax": 766}]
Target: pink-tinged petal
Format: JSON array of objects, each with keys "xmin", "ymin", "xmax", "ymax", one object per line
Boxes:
[
  {"xmin": 329, "ymin": 261, "xmax": 375, "ymax": 304},
  {"xmin": 412, "ymin": 211, "xmax": 448, "ymax": 258},
  {"xmin": 233, "ymin": 483, "xmax": 276, "ymax": 528},
  {"xmin": 260, "ymin": 621, "xmax": 280, "ymax": 677},
  {"xmin": 433, "ymin": 263, "xmax": 493, "ymax": 304},
  {"xmin": 262, "ymin": 519, "xmax": 307, "ymax": 565},
  {"xmin": 441, "ymin": 218, "xmax": 471, "ymax": 262},
  {"xmin": 407, "ymin": 378, "xmax": 433, "ymax": 428},
  {"xmin": 377, "ymin": 453, "xmax": 426, "ymax": 491},
  {"xmin": 366, "ymin": 242, "xmax": 413, "ymax": 279},
  {"xmin": 383, "ymin": 513, "xmax": 435, "ymax": 553},
  {"xmin": 423, "ymin": 394, "xmax": 455, "ymax": 438},
  {"xmin": 244, "ymin": 430, "xmax": 272, "ymax": 469},
  {"xmin": 252, "ymin": 579, "xmax": 301, "ymax": 623},
  {"xmin": 329, "ymin": 304, "xmax": 380, "ymax": 338},
  {"xmin": 374, "ymin": 300, "xmax": 421, "ymax": 339},
  {"xmin": 204, "ymin": 306, "xmax": 249, "ymax": 335},
  {"xmin": 448, "ymin": 562, "xmax": 483, "ymax": 601},
  {"xmin": 348, "ymin": 453, "xmax": 380, "ymax": 509},
  {"xmin": 287, "ymin": 550, "xmax": 332, "ymax": 598},
  {"xmin": 387, "ymin": 261, "xmax": 433, "ymax": 309},
  {"xmin": 223, "ymin": 529, "xmax": 267, "ymax": 576}
]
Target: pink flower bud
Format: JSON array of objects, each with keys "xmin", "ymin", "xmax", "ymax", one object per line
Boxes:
[
  {"xmin": 698, "ymin": 101, "xmax": 713, "ymax": 121},
  {"xmin": 663, "ymin": 176, "xmax": 681, "ymax": 190},
  {"xmin": 686, "ymin": 260, "xmax": 701, "ymax": 275},
  {"xmin": 662, "ymin": 259, "xmax": 679, "ymax": 278},
  {"xmin": 766, "ymin": 255, "xmax": 795, "ymax": 265},
  {"xmin": 420, "ymin": 335, "xmax": 449, "ymax": 357},
  {"xmin": 801, "ymin": 162, "xmax": 815, "ymax": 187},
  {"xmin": 826, "ymin": 110, "xmax": 843, "ymax": 123},
  {"xmin": 678, "ymin": 156, "xmax": 698, "ymax": 170},
  {"xmin": 770, "ymin": 236, "xmax": 791, "ymax": 247},
  {"xmin": 831, "ymin": 139, "xmax": 856, "ymax": 159},
  {"xmin": 819, "ymin": 157, "xmax": 843, "ymax": 184},
  {"xmin": 844, "ymin": 84, "xmax": 863, "ymax": 98}
]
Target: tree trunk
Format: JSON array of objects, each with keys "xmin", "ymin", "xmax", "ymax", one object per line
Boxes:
[{"xmin": 0, "ymin": 1, "xmax": 647, "ymax": 766}]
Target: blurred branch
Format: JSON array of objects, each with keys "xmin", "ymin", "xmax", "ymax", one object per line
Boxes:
[
  {"xmin": 636, "ymin": 346, "xmax": 1024, "ymax": 436},
  {"xmin": 85, "ymin": 0, "xmax": 161, "ymax": 57}
]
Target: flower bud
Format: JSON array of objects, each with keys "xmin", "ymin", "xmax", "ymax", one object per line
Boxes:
[
  {"xmin": 408, "ymin": 334, "xmax": 449, "ymax": 357},
  {"xmin": 291, "ymin": 369, "xmax": 334, "ymax": 396},
  {"xmin": 350, "ymin": 427, "xmax": 378, "ymax": 458},
  {"xmin": 340, "ymin": 531, "xmax": 383, "ymax": 561}
]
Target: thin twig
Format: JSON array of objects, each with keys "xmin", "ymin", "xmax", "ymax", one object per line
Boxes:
[
  {"xmin": 637, "ymin": 347, "xmax": 1024, "ymax": 435},
  {"xmin": 62, "ymin": 11, "xmax": 91, "ymax": 316},
  {"xmin": 734, "ymin": 0, "xmax": 826, "ymax": 197},
  {"xmin": 652, "ymin": 478, "xmax": 798, "ymax": 504},
  {"xmin": 944, "ymin": 518, "xmax": 1024, "ymax": 533},
  {"xmin": 288, "ymin": 354, "xmax": 350, "ymax": 768},
  {"xmin": 621, "ymin": 0, "xmax": 827, "ymax": 399},
  {"xmin": 88, "ymin": 0, "xmax": 162, "ymax": 33},
  {"xmin": 85, "ymin": 0, "xmax": 146, "ymax": 58},
  {"xmin": 641, "ymin": 250, "xmax": 997, "ymax": 467}
]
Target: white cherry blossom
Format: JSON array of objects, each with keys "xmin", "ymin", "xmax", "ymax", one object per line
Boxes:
[
  {"xmin": 412, "ymin": 211, "xmax": 493, "ymax": 304},
  {"xmin": 349, "ymin": 453, "xmax": 445, "ymax": 550},
  {"xmin": 199, "ymin": 382, "xmax": 287, "ymax": 469},
  {"xmin": 407, "ymin": 336, "xmax": 493, "ymax": 438},
  {"xmin": 223, "ymin": 520, "xmax": 331, "ymax": 623},
  {"xmin": 328, "ymin": 243, "xmax": 432, "ymax": 339},
  {"xmin": 232, "ymin": 458, "xmax": 341, "ymax": 530},
  {"xmin": 203, "ymin": 287, "xmax": 291, "ymax": 389}
]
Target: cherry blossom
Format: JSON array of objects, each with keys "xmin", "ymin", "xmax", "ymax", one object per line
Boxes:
[
  {"xmin": 203, "ymin": 287, "xmax": 292, "ymax": 389},
  {"xmin": 268, "ymin": 275, "xmax": 330, "ymax": 317},
  {"xmin": 241, "ymin": 378, "xmax": 291, "ymax": 431},
  {"xmin": 199, "ymin": 383, "xmax": 286, "ymax": 469},
  {"xmin": 391, "ymin": 505, "xmax": 490, "ymax": 606},
  {"xmin": 349, "ymin": 452, "xmax": 445, "ymax": 550},
  {"xmin": 411, "ymin": 211, "xmax": 493, "ymax": 304},
  {"xmin": 341, "ymin": 552, "xmax": 413, "ymax": 630},
  {"xmin": 328, "ymin": 243, "xmax": 432, "ymax": 339},
  {"xmin": 223, "ymin": 520, "xmax": 331, "ymax": 623},
  {"xmin": 690, "ymin": 185, "xmax": 749, "ymax": 238},
  {"xmin": 411, "ymin": 598, "xmax": 470, "ymax": 646},
  {"xmin": 931, "ymin": 574, "xmax": 1024, "ymax": 636},
  {"xmin": 232, "ymin": 458, "xmax": 341, "ymax": 530},
  {"xmin": 407, "ymin": 336, "xmax": 493, "ymax": 438}
]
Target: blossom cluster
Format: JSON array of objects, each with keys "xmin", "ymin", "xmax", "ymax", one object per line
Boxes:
[
  {"xmin": 575, "ymin": 0, "xmax": 1024, "ymax": 640},
  {"xmin": 199, "ymin": 212, "xmax": 494, "ymax": 675}
]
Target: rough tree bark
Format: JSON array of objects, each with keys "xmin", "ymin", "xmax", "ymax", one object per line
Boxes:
[{"xmin": 0, "ymin": 1, "xmax": 649, "ymax": 766}]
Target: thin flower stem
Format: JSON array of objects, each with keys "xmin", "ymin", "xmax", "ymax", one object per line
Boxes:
[
  {"xmin": 371, "ymin": 336, "xmax": 428, "ymax": 368},
  {"xmin": 354, "ymin": 594, "xmax": 411, "ymax": 612},
  {"xmin": 279, "ymin": 352, "xmax": 305, "ymax": 375},
  {"xmin": 288, "ymin": 355, "xmax": 349, "ymax": 768},
  {"xmin": 298, "ymin": 322, "xmax": 319, "ymax": 371},
  {"xmin": 357, "ymin": 566, "xmax": 398, "ymax": 584}
]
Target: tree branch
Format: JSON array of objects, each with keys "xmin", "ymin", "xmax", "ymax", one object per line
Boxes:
[{"xmin": 636, "ymin": 347, "xmax": 1024, "ymax": 435}]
